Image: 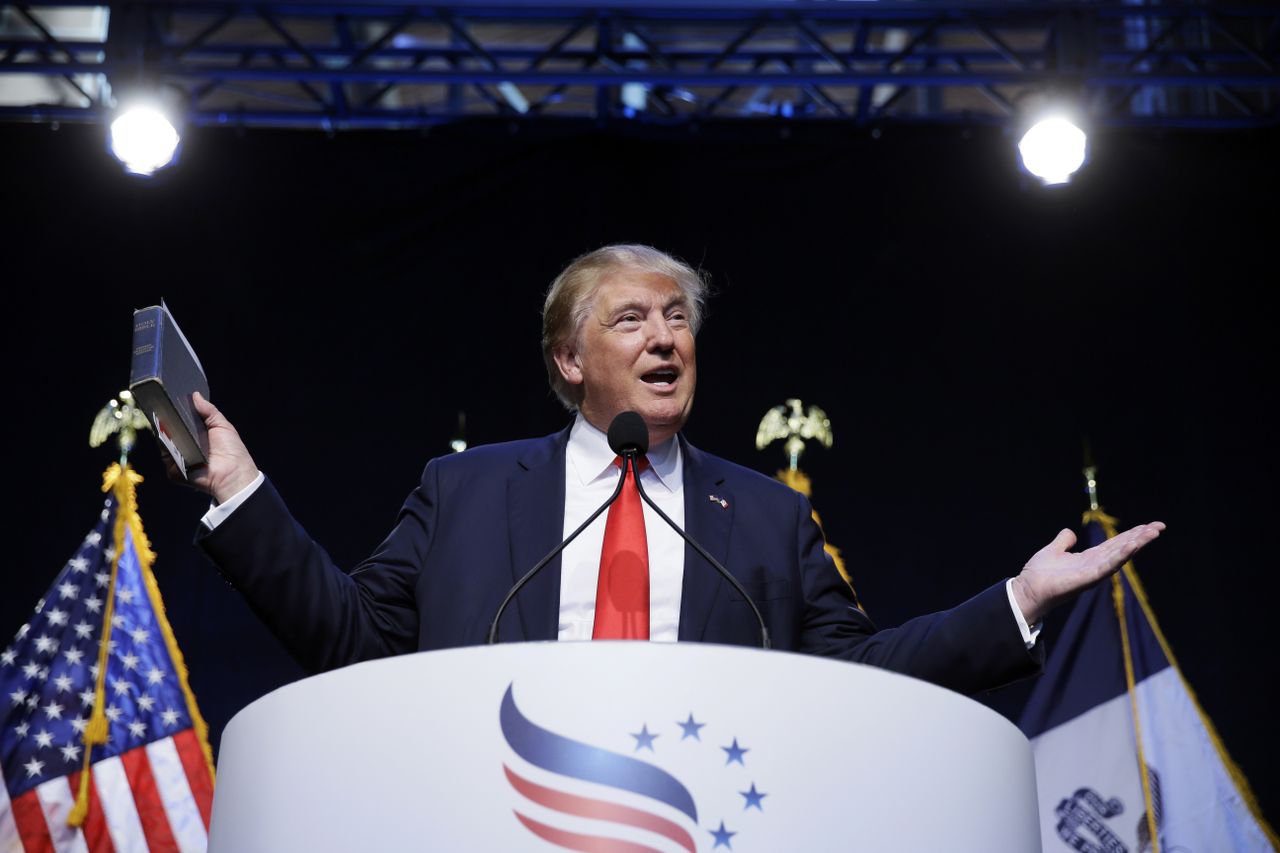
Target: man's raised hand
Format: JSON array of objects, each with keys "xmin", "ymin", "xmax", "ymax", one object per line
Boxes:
[
  {"xmin": 1011, "ymin": 522, "xmax": 1165, "ymax": 626},
  {"xmin": 174, "ymin": 392, "xmax": 261, "ymax": 504}
]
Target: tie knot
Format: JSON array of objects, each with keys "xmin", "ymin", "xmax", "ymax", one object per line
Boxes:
[{"xmin": 613, "ymin": 455, "xmax": 650, "ymax": 474}]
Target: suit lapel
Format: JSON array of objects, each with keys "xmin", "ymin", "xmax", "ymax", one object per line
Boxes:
[
  {"xmin": 506, "ymin": 427, "xmax": 571, "ymax": 642},
  {"xmin": 677, "ymin": 437, "xmax": 734, "ymax": 642}
]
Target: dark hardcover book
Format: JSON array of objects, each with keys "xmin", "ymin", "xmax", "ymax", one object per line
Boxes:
[{"xmin": 129, "ymin": 301, "xmax": 210, "ymax": 479}]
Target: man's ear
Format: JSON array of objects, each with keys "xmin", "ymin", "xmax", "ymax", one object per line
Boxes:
[{"xmin": 551, "ymin": 344, "xmax": 584, "ymax": 387}]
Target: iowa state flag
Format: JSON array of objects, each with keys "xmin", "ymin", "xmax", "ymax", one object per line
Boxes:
[
  {"xmin": 1, "ymin": 464, "xmax": 214, "ymax": 852},
  {"xmin": 1019, "ymin": 510, "xmax": 1276, "ymax": 852}
]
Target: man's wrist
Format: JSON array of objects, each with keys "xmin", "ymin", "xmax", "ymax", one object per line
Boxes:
[
  {"xmin": 1010, "ymin": 574, "xmax": 1044, "ymax": 627},
  {"xmin": 203, "ymin": 471, "xmax": 265, "ymax": 530},
  {"xmin": 212, "ymin": 466, "xmax": 261, "ymax": 505}
]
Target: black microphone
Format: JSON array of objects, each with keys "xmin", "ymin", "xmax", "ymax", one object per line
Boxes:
[
  {"xmin": 486, "ymin": 412, "xmax": 639, "ymax": 644},
  {"xmin": 607, "ymin": 410, "xmax": 649, "ymax": 458}
]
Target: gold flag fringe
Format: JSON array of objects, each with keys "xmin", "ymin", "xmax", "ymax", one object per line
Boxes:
[{"xmin": 69, "ymin": 464, "xmax": 216, "ymax": 826}]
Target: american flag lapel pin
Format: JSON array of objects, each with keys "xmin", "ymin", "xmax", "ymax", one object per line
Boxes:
[{"xmin": 708, "ymin": 494, "xmax": 728, "ymax": 509}]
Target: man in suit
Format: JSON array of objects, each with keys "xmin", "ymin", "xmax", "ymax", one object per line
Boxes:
[{"xmin": 185, "ymin": 245, "xmax": 1164, "ymax": 694}]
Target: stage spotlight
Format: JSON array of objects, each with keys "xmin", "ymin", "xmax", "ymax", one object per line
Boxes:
[
  {"xmin": 1017, "ymin": 116, "xmax": 1088, "ymax": 186},
  {"xmin": 109, "ymin": 103, "xmax": 181, "ymax": 176}
]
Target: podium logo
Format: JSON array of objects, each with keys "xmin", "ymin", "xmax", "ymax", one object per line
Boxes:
[{"xmin": 499, "ymin": 684, "xmax": 766, "ymax": 852}]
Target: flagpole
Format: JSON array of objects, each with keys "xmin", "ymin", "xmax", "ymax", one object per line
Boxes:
[{"xmin": 1082, "ymin": 459, "xmax": 1162, "ymax": 853}]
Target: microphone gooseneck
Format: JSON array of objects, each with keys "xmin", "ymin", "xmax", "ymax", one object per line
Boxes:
[{"xmin": 631, "ymin": 470, "xmax": 772, "ymax": 650}]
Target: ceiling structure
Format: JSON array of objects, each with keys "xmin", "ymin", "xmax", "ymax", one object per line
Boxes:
[{"xmin": 1, "ymin": 1, "xmax": 1278, "ymax": 130}]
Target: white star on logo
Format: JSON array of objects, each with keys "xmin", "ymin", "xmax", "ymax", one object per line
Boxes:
[
  {"xmin": 34, "ymin": 729, "xmax": 54, "ymax": 748},
  {"xmin": 70, "ymin": 556, "xmax": 90, "ymax": 573},
  {"xmin": 46, "ymin": 608, "xmax": 69, "ymax": 627},
  {"xmin": 137, "ymin": 695, "xmax": 156, "ymax": 712},
  {"xmin": 23, "ymin": 757, "xmax": 44, "ymax": 778},
  {"xmin": 42, "ymin": 701, "xmax": 65, "ymax": 720},
  {"xmin": 130, "ymin": 628, "xmax": 150, "ymax": 644},
  {"xmin": 64, "ymin": 647, "xmax": 85, "ymax": 666},
  {"xmin": 54, "ymin": 674, "xmax": 74, "ymax": 692},
  {"xmin": 34, "ymin": 635, "xmax": 59, "ymax": 654},
  {"xmin": 60, "ymin": 743, "xmax": 82, "ymax": 762},
  {"xmin": 85, "ymin": 596, "xmax": 103, "ymax": 613},
  {"xmin": 128, "ymin": 720, "xmax": 147, "ymax": 738},
  {"xmin": 146, "ymin": 667, "xmax": 165, "ymax": 685},
  {"xmin": 57, "ymin": 582, "xmax": 79, "ymax": 601},
  {"xmin": 161, "ymin": 708, "xmax": 181, "ymax": 727}
]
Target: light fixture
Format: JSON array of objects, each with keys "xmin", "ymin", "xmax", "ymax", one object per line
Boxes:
[
  {"xmin": 109, "ymin": 101, "xmax": 181, "ymax": 176},
  {"xmin": 1017, "ymin": 115, "xmax": 1089, "ymax": 186}
]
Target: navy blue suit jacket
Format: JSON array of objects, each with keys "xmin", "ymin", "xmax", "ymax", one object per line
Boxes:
[{"xmin": 197, "ymin": 427, "xmax": 1040, "ymax": 694}]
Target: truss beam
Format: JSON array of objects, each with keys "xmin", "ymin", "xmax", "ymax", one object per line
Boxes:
[{"xmin": 2, "ymin": 1, "xmax": 1278, "ymax": 129}]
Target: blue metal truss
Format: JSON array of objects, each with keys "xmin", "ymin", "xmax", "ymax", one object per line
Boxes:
[{"xmin": 1, "ymin": 1, "xmax": 1278, "ymax": 129}]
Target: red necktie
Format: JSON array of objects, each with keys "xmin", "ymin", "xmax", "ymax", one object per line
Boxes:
[{"xmin": 592, "ymin": 455, "xmax": 651, "ymax": 639}]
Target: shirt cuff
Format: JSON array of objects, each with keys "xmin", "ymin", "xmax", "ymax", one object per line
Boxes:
[
  {"xmin": 200, "ymin": 471, "xmax": 266, "ymax": 530},
  {"xmin": 1006, "ymin": 578, "xmax": 1042, "ymax": 649}
]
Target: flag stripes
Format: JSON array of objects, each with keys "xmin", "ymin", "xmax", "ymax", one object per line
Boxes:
[
  {"xmin": 35, "ymin": 779, "xmax": 88, "ymax": 853},
  {"xmin": 4, "ymin": 738, "xmax": 207, "ymax": 853}
]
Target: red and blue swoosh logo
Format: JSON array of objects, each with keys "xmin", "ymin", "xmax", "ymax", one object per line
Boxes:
[{"xmin": 500, "ymin": 685, "xmax": 700, "ymax": 852}]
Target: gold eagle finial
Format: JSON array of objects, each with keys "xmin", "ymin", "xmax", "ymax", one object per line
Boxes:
[
  {"xmin": 90, "ymin": 390, "xmax": 152, "ymax": 466},
  {"xmin": 755, "ymin": 398, "xmax": 833, "ymax": 471}
]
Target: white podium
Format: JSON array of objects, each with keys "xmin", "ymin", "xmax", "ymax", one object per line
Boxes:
[{"xmin": 210, "ymin": 643, "xmax": 1040, "ymax": 852}]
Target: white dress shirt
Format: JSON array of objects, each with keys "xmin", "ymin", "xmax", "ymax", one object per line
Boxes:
[{"xmin": 558, "ymin": 415, "xmax": 685, "ymax": 642}]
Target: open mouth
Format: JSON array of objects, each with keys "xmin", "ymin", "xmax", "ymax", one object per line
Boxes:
[{"xmin": 641, "ymin": 368, "xmax": 678, "ymax": 386}]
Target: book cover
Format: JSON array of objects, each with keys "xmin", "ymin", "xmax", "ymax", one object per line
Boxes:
[{"xmin": 128, "ymin": 301, "xmax": 210, "ymax": 479}]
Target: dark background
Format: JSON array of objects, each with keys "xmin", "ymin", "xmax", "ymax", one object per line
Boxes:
[{"xmin": 2, "ymin": 120, "xmax": 1276, "ymax": 820}]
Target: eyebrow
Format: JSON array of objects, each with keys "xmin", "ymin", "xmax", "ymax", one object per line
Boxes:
[{"xmin": 606, "ymin": 294, "xmax": 688, "ymax": 316}]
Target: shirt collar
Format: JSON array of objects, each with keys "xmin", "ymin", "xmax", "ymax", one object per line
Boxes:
[{"xmin": 568, "ymin": 413, "xmax": 682, "ymax": 493}]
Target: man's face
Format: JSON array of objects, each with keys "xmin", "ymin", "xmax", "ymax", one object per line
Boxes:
[{"xmin": 554, "ymin": 268, "xmax": 697, "ymax": 445}]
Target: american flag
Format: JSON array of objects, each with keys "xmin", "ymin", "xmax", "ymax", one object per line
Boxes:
[{"xmin": 1, "ymin": 465, "xmax": 214, "ymax": 852}]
